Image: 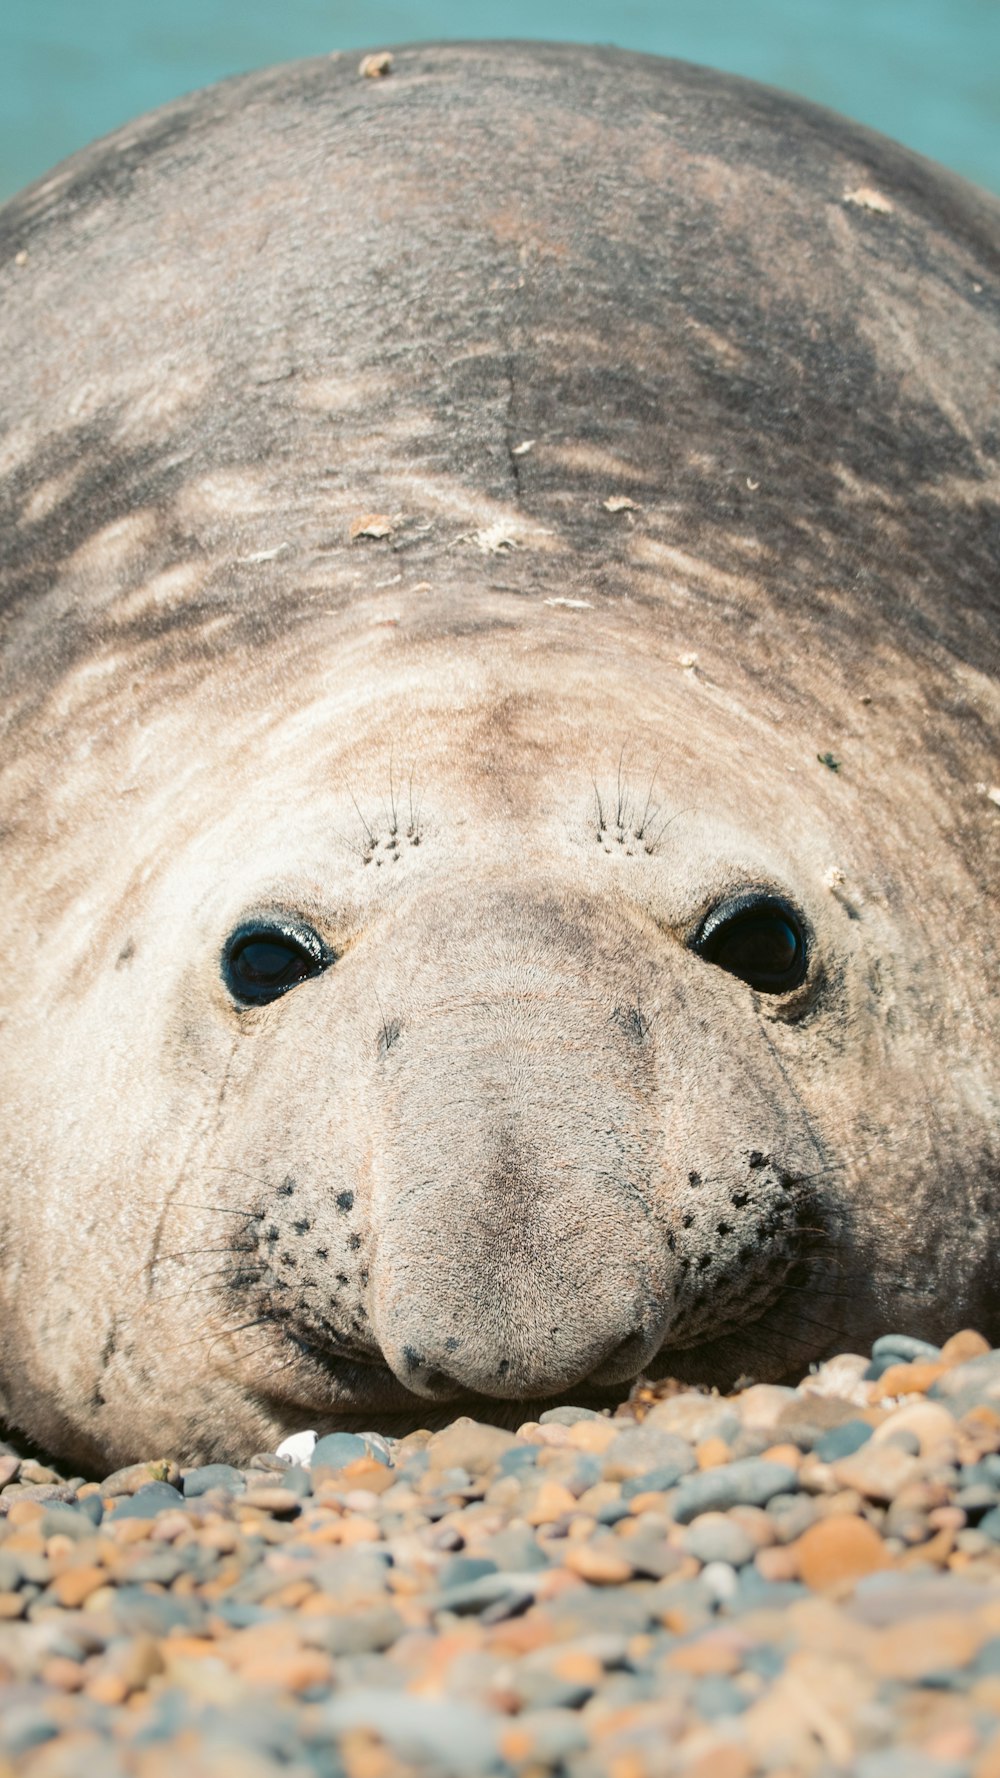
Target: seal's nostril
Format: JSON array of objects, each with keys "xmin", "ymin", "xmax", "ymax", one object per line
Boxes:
[{"xmin": 421, "ymin": 1369, "xmax": 451, "ymax": 1394}]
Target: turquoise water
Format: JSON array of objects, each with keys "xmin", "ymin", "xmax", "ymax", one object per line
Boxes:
[{"xmin": 2, "ymin": 0, "xmax": 999, "ymax": 206}]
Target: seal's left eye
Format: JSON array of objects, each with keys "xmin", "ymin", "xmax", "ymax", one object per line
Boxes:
[
  {"xmin": 692, "ymin": 894, "xmax": 808, "ymax": 994},
  {"xmin": 223, "ymin": 922, "xmax": 329, "ymax": 1006}
]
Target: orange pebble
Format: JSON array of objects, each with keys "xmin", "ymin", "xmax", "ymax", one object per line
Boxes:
[
  {"xmin": 566, "ymin": 1420, "xmax": 618, "ymax": 1455},
  {"xmin": 550, "ymin": 1649, "xmax": 604, "ymax": 1687},
  {"xmin": 760, "ymin": 1443, "xmax": 803, "ymax": 1469},
  {"xmin": 237, "ymin": 1649, "xmax": 333, "ymax": 1692},
  {"xmin": 160, "ymin": 1635, "xmax": 219, "ymax": 1662},
  {"xmin": 266, "ymin": 1579, "xmax": 316, "ymax": 1609},
  {"xmin": 86, "ymin": 1672, "xmax": 130, "ymax": 1706},
  {"xmin": 941, "ymin": 1328, "xmax": 992, "ymax": 1366},
  {"xmin": 500, "ymin": 1727, "xmax": 534, "ymax": 1763},
  {"xmin": 793, "ymin": 1514, "xmax": 889, "ymax": 1590},
  {"xmin": 338, "ymin": 1516, "xmax": 381, "ymax": 1546},
  {"xmin": 667, "ymin": 1634, "xmax": 742, "ymax": 1676},
  {"xmin": 872, "ymin": 1611, "xmax": 980, "ymax": 1679},
  {"xmin": 562, "ymin": 1542, "xmax": 633, "ymax": 1584},
  {"xmin": 4, "ymin": 1501, "xmax": 44, "ymax": 1528},
  {"xmin": 755, "ymin": 1544, "xmax": 801, "ymax": 1583},
  {"xmin": 625, "ymin": 1491, "xmax": 673, "ymax": 1515},
  {"xmin": 686, "ymin": 1748, "xmax": 753, "ymax": 1778},
  {"xmin": 525, "ymin": 1481, "xmax": 578, "ymax": 1526},
  {"xmin": 52, "ymin": 1565, "xmax": 107, "ymax": 1609},
  {"xmin": 695, "ymin": 1437, "xmax": 732, "ymax": 1469},
  {"xmin": 875, "ymin": 1359, "xmax": 949, "ymax": 1397}
]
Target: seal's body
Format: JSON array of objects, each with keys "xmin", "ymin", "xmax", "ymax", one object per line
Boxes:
[{"xmin": 0, "ymin": 45, "xmax": 997, "ymax": 1467}]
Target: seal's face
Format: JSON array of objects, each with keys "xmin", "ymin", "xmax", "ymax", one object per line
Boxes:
[
  {"xmin": 1, "ymin": 44, "xmax": 998, "ymax": 1465},
  {"xmin": 4, "ymin": 610, "xmax": 989, "ymax": 1466}
]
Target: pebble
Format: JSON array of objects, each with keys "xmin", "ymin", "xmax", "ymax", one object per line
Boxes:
[
  {"xmin": 672, "ymin": 1458, "xmax": 799, "ymax": 1522},
  {"xmin": 310, "ymin": 1431, "xmax": 385, "ymax": 1471},
  {"xmin": 813, "ymin": 1418, "xmax": 873, "ymax": 1461},
  {"xmin": 793, "ymin": 1513, "xmax": 890, "ymax": 1589},
  {"xmin": 2, "ymin": 1327, "xmax": 1000, "ymax": 1775},
  {"xmin": 683, "ymin": 1513, "xmax": 756, "ymax": 1568},
  {"xmin": 182, "ymin": 1464, "xmax": 246, "ymax": 1498}
]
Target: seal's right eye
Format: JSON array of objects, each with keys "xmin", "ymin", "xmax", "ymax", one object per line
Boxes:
[{"xmin": 222, "ymin": 921, "xmax": 329, "ymax": 1006}]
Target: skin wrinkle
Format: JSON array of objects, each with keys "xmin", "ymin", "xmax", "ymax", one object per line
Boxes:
[{"xmin": 0, "ymin": 45, "xmax": 998, "ymax": 1466}]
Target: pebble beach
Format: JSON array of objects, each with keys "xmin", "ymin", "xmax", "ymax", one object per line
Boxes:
[{"xmin": 4, "ymin": 1329, "xmax": 1000, "ymax": 1777}]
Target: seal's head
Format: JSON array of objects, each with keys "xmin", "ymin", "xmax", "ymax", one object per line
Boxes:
[{"xmin": 1, "ymin": 44, "xmax": 998, "ymax": 1466}]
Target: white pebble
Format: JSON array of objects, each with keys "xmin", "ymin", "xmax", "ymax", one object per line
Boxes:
[
  {"xmin": 275, "ymin": 1429, "xmax": 318, "ymax": 1466},
  {"xmin": 700, "ymin": 1561, "xmax": 740, "ymax": 1602}
]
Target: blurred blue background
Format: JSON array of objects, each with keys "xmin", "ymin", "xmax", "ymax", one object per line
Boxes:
[{"xmin": 3, "ymin": 0, "xmax": 998, "ymax": 206}]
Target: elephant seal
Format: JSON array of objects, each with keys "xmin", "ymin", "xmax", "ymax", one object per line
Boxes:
[{"xmin": 0, "ymin": 44, "xmax": 998, "ymax": 1470}]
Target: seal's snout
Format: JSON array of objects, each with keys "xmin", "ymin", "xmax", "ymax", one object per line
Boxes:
[
  {"xmin": 374, "ymin": 1261, "xmax": 666, "ymax": 1403},
  {"xmin": 372, "ymin": 1142, "xmax": 671, "ymax": 1402},
  {"xmin": 384, "ymin": 1315, "xmax": 657, "ymax": 1403}
]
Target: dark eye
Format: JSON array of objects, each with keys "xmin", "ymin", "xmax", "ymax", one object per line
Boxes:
[
  {"xmin": 693, "ymin": 894, "xmax": 808, "ymax": 994},
  {"xmin": 222, "ymin": 921, "xmax": 329, "ymax": 1006}
]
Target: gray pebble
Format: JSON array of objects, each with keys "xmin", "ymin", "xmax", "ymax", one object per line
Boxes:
[
  {"xmin": 565, "ymin": 1454, "xmax": 603, "ymax": 1494},
  {"xmin": 434, "ymin": 1569, "xmax": 539, "ymax": 1616},
  {"xmin": 183, "ymin": 1463, "xmax": 247, "ymax": 1498},
  {"xmin": 109, "ymin": 1482, "xmax": 185, "ymax": 1520},
  {"xmin": 621, "ymin": 1532, "xmax": 687, "ymax": 1581},
  {"xmin": 319, "ymin": 1605, "xmax": 406, "ymax": 1656},
  {"xmin": 744, "ymin": 1643, "xmax": 786, "ymax": 1680},
  {"xmin": 766, "ymin": 1493, "xmax": 819, "ymax": 1542},
  {"xmin": 732, "ymin": 1570, "xmax": 808, "ymax": 1610},
  {"xmin": 683, "ymin": 1512, "xmax": 756, "ymax": 1568},
  {"xmin": 310, "ymin": 1432, "xmax": 379, "ymax": 1470},
  {"xmin": 37, "ymin": 1503, "xmax": 99, "ymax": 1540},
  {"xmin": 438, "ymin": 1555, "xmax": 497, "ymax": 1589},
  {"xmin": 111, "ymin": 1586, "xmax": 207, "ymax": 1635},
  {"xmin": 671, "ymin": 1458, "xmax": 799, "ymax": 1523},
  {"xmin": 321, "ymin": 1691, "xmax": 500, "ymax": 1775},
  {"xmin": 621, "ymin": 1462, "xmax": 690, "ymax": 1498},
  {"xmin": 0, "ymin": 1707, "xmax": 60, "ymax": 1757},
  {"xmin": 118, "ymin": 1550, "xmax": 189, "ymax": 1586},
  {"xmin": 513, "ymin": 1664, "xmax": 597, "ymax": 1711},
  {"xmin": 538, "ymin": 1406, "xmax": 608, "ymax": 1426},
  {"xmin": 595, "ymin": 1499, "xmax": 634, "ymax": 1526},
  {"xmin": 871, "ymin": 1333, "xmax": 943, "ymax": 1364},
  {"xmin": 977, "ymin": 1506, "xmax": 1000, "ymax": 1542},
  {"xmin": 693, "ymin": 1674, "xmax": 749, "ymax": 1717},
  {"xmin": 496, "ymin": 1446, "xmax": 539, "ymax": 1477},
  {"xmin": 603, "ymin": 1425, "xmax": 697, "ymax": 1482},
  {"xmin": 813, "ymin": 1419, "xmax": 873, "ymax": 1462},
  {"xmin": 211, "ymin": 1601, "xmax": 274, "ymax": 1629},
  {"xmin": 955, "ymin": 1483, "xmax": 1000, "ymax": 1514},
  {"xmin": 855, "ymin": 1754, "xmax": 968, "ymax": 1778},
  {"xmin": 277, "ymin": 1463, "xmax": 313, "ymax": 1499},
  {"xmin": 480, "ymin": 1526, "xmax": 550, "ymax": 1571}
]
